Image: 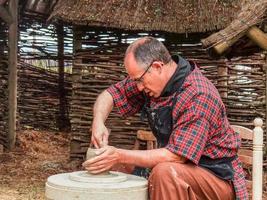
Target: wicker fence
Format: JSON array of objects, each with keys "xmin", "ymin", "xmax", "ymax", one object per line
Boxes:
[
  {"xmin": 17, "ymin": 62, "xmax": 72, "ymax": 131},
  {"xmin": 0, "ymin": 60, "xmax": 72, "ymax": 148},
  {"xmin": 70, "ymin": 47, "xmax": 150, "ymax": 158},
  {"xmin": 0, "ymin": 25, "xmax": 266, "ymax": 157},
  {"xmin": 70, "ymin": 38, "xmax": 267, "ymax": 158},
  {"xmin": 0, "ymin": 57, "xmax": 8, "ymax": 146}
]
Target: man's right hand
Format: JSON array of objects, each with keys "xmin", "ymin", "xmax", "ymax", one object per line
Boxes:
[{"xmin": 91, "ymin": 120, "xmax": 109, "ymax": 148}]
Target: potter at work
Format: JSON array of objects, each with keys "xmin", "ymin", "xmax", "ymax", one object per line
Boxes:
[
  {"xmin": 45, "ymin": 147, "xmax": 148, "ymax": 200},
  {"xmin": 83, "ymin": 37, "xmax": 248, "ymax": 200}
]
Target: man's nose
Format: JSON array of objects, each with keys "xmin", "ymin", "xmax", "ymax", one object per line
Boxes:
[{"xmin": 137, "ymin": 82, "xmax": 145, "ymax": 91}]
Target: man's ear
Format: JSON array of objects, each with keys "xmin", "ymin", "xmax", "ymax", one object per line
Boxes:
[{"xmin": 151, "ymin": 61, "xmax": 163, "ymax": 73}]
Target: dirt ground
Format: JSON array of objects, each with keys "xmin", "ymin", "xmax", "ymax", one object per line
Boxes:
[
  {"xmin": 0, "ymin": 130, "xmax": 81, "ymax": 200},
  {"xmin": 0, "ymin": 130, "xmax": 266, "ymax": 200}
]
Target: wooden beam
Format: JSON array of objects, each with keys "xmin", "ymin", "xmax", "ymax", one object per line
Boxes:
[
  {"xmin": 0, "ymin": 5, "xmax": 12, "ymax": 25},
  {"xmin": 8, "ymin": 0, "xmax": 18, "ymax": 150},
  {"xmin": 212, "ymin": 32, "xmax": 244, "ymax": 56},
  {"xmin": 211, "ymin": 26, "xmax": 267, "ymax": 56},
  {"xmin": 246, "ymin": 26, "xmax": 267, "ymax": 51}
]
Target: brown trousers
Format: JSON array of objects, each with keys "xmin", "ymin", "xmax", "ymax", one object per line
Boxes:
[{"xmin": 148, "ymin": 162, "xmax": 235, "ymax": 200}]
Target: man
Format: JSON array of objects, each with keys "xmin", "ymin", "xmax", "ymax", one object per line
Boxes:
[{"xmin": 82, "ymin": 37, "xmax": 248, "ymax": 200}]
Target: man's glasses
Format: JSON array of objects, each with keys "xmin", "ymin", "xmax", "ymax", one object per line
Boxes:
[{"xmin": 133, "ymin": 61, "xmax": 154, "ymax": 83}]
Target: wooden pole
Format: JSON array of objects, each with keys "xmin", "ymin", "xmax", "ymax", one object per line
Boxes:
[
  {"xmin": 212, "ymin": 33, "xmax": 243, "ymax": 56},
  {"xmin": 246, "ymin": 26, "xmax": 267, "ymax": 51},
  {"xmin": 210, "ymin": 26, "xmax": 267, "ymax": 56},
  {"xmin": 8, "ymin": 0, "xmax": 18, "ymax": 150},
  {"xmin": 264, "ymin": 51, "xmax": 267, "ymax": 155},
  {"xmin": 252, "ymin": 118, "xmax": 263, "ymax": 200},
  {"xmin": 57, "ymin": 23, "xmax": 66, "ymax": 131},
  {"xmin": 70, "ymin": 26, "xmax": 83, "ymax": 157}
]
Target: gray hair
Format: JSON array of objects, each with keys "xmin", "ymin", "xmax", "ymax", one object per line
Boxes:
[{"xmin": 125, "ymin": 37, "xmax": 171, "ymax": 69}]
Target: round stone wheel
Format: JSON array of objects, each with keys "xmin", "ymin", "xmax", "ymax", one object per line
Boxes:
[{"xmin": 45, "ymin": 171, "xmax": 148, "ymax": 200}]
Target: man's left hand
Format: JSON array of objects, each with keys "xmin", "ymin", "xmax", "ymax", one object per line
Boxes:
[{"xmin": 82, "ymin": 146, "xmax": 121, "ymax": 174}]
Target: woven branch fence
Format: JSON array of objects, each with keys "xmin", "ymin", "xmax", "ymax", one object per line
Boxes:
[
  {"xmin": 17, "ymin": 62, "xmax": 72, "ymax": 131},
  {"xmin": 0, "ymin": 58, "xmax": 8, "ymax": 146},
  {"xmin": 70, "ymin": 31, "xmax": 267, "ymax": 159},
  {"xmin": 0, "ymin": 59, "xmax": 72, "ymax": 148},
  {"xmin": 0, "ymin": 23, "xmax": 266, "ymax": 159}
]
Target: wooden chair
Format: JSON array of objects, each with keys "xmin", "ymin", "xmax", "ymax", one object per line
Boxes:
[
  {"xmin": 135, "ymin": 118, "xmax": 264, "ymax": 200},
  {"xmin": 231, "ymin": 118, "xmax": 264, "ymax": 200},
  {"xmin": 133, "ymin": 130, "xmax": 157, "ymax": 150}
]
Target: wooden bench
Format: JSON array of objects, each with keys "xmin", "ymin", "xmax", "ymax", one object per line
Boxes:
[{"xmin": 135, "ymin": 118, "xmax": 264, "ymax": 200}]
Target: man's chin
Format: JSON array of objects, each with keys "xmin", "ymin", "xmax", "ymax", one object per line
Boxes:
[
  {"xmin": 152, "ymin": 93, "xmax": 160, "ymax": 98},
  {"xmin": 146, "ymin": 92, "xmax": 159, "ymax": 98}
]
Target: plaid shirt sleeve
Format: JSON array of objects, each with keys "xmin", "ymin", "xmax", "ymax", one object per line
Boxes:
[
  {"xmin": 166, "ymin": 95, "xmax": 209, "ymax": 164},
  {"xmin": 106, "ymin": 77, "xmax": 145, "ymax": 117}
]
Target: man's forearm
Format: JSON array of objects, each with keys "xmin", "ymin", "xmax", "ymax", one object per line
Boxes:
[
  {"xmin": 117, "ymin": 148, "xmax": 186, "ymax": 169},
  {"xmin": 93, "ymin": 90, "xmax": 114, "ymax": 123}
]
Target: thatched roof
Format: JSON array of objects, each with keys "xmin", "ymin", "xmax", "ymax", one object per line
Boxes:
[
  {"xmin": 202, "ymin": 0, "xmax": 267, "ymax": 49},
  {"xmin": 49, "ymin": 0, "xmax": 248, "ymax": 33}
]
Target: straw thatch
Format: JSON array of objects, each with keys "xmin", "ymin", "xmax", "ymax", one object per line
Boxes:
[
  {"xmin": 202, "ymin": 0, "xmax": 267, "ymax": 49},
  {"xmin": 50, "ymin": 0, "xmax": 248, "ymax": 34}
]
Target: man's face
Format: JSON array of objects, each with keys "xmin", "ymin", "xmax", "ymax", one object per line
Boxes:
[{"xmin": 124, "ymin": 53, "xmax": 164, "ymax": 98}]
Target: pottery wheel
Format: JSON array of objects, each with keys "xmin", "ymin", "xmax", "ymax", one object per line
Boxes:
[{"xmin": 69, "ymin": 171, "xmax": 127, "ymax": 183}]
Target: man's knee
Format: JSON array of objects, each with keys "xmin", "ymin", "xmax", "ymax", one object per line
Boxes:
[{"xmin": 149, "ymin": 162, "xmax": 186, "ymax": 183}]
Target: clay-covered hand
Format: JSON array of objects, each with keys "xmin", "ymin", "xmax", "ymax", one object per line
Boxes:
[
  {"xmin": 91, "ymin": 121, "xmax": 109, "ymax": 148},
  {"xmin": 82, "ymin": 146, "xmax": 120, "ymax": 174}
]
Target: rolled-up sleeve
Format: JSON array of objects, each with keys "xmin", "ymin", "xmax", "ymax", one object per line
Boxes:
[{"xmin": 107, "ymin": 77, "xmax": 145, "ymax": 117}]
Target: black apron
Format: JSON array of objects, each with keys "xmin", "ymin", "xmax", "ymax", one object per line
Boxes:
[
  {"xmin": 138, "ymin": 55, "xmax": 235, "ymax": 181},
  {"xmin": 134, "ymin": 55, "xmax": 191, "ymax": 178},
  {"xmin": 141, "ymin": 55, "xmax": 191, "ymax": 147}
]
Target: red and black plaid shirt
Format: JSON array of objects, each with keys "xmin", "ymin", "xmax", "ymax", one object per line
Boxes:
[{"xmin": 107, "ymin": 63, "xmax": 248, "ymax": 200}]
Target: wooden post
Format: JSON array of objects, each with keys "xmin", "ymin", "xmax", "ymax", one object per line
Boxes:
[
  {"xmin": 7, "ymin": 0, "xmax": 18, "ymax": 150},
  {"xmin": 70, "ymin": 26, "xmax": 83, "ymax": 157},
  {"xmin": 252, "ymin": 118, "xmax": 263, "ymax": 200},
  {"xmin": 264, "ymin": 51, "xmax": 267, "ymax": 155},
  {"xmin": 218, "ymin": 65, "xmax": 228, "ymax": 99},
  {"xmin": 57, "ymin": 23, "xmax": 66, "ymax": 131}
]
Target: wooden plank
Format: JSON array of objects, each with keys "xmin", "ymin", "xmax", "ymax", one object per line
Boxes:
[
  {"xmin": 246, "ymin": 180, "xmax": 252, "ymax": 191},
  {"xmin": 239, "ymin": 149, "xmax": 252, "ymax": 157},
  {"xmin": 137, "ymin": 130, "xmax": 156, "ymax": 141},
  {"xmin": 238, "ymin": 154, "xmax": 253, "ymax": 165}
]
